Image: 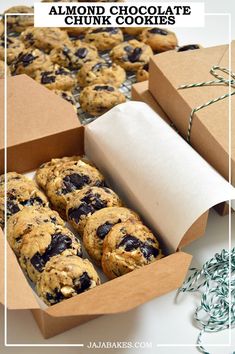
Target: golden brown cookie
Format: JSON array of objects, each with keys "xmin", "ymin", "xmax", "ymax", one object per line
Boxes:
[
  {"xmin": 77, "ymin": 60, "xmax": 126, "ymax": 88},
  {"xmin": 35, "ymin": 65, "xmax": 76, "ymax": 91},
  {"xmin": 11, "ymin": 48, "xmax": 53, "ymax": 78},
  {"xmin": 0, "ymin": 173, "xmax": 48, "ymax": 228},
  {"xmin": 36, "ymin": 254, "xmax": 100, "ymax": 306},
  {"xmin": 45, "ymin": 160, "xmax": 105, "ymax": 216},
  {"xmin": 140, "ymin": 28, "xmax": 178, "ymax": 52},
  {"xmin": 36, "ymin": 156, "xmax": 82, "ymax": 190},
  {"xmin": 110, "ymin": 39, "xmax": 153, "ymax": 72},
  {"xmin": 52, "ymin": 90, "xmax": 77, "ymax": 110},
  {"xmin": 136, "ymin": 64, "xmax": 149, "ymax": 82},
  {"xmin": 7, "ymin": 206, "xmax": 65, "ymax": 256},
  {"xmin": 79, "ymin": 84, "xmax": 126, "ymax": 116},
  {"xmin": 102, "ymin": 219, "xmax": 163, "ymax": 279},
  {"xmin": 0, "ymin": 59, "xmax": 11, "ymax": 79},
  {"xmin": 19, "ymin": 223, "xmax": 82, "ymax": 283},
  {"xmin": 20, "ymin": 27, "xmax": 71, "ymax": 53},
  {"xmin": 67, "ymin": 186, "xmax": 122, "ymax": 236},
  {"xmin": 0, "ymin": 36, "xmax": 25, "ymax": 64},
  {"xmin": 85, "ymin": 28, "xmax": 123, "ymax": 51},
  {"xmin": 4, "ymin": 6, "xmax": 34, "ymax": 33},
  {"xmin": 50, "ymin": 41, "xmax": 98, "ymax": 70},
  {"xmin": 83, "ymin": 207, "xmax": 140, "ymax": 265}
]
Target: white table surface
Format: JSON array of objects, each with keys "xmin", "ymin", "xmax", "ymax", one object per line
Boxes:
[{"xmin": 0, "ymin": 0, "xmax": 235, "ymax": 353}]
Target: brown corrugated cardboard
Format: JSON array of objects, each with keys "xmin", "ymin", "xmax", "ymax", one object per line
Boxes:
[
  {"xmin": 0, "ymin": 75, "xmax": 233, "ymax": 339},
  {"xmin": 149, "ymin": 41, "xmax": 235, "ymax": 185}
]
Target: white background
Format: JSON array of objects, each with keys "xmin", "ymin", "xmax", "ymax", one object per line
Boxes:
[{"xmin": 0, "ymin": 0, "xmax": 235, "ymax": 353}]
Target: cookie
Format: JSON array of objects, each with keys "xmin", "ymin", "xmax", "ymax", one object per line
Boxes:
[
  {"xmin": 177, "ymin": 44, "xmax": 202, "ymax": 52},
  {"xmin": 20, "ymin": 27, "xmax": 71, "ymax": 53},
  {"xmin": 45, "ymin": 160, "xmax": 105, "ymax": 216},
  {"xmin": 77, "ymin": 60, "xmax": 126, "ymax": 88},
  {"xmin": 79, "ymin": 84, "xmax": 126, "ymax": 116},
  {"xmin": 102, "ymin": 219, "xmax": 163, "ymax": 279},
  {"xmin": 11, "ymin": 48, "xmax": 53, "ymax": 79},
  {"xmin": 140, "ymin": 28, "xmax": 178, "ymax": 52},
  {"xmin": 53, "ymin": 90, "xmax": 77, "ymax": 110},
  {"xmin": 110, "ymin": 39, "xmax": 153, "ymax": 72},
  {"xmin": 50, "ymin": 41, "xmax": 98, "ymax": 70},
  {"xmin": 0, "ymin": 36, "xmax": 25, "ymax": 64},
  {"xmin": 19, "ymin": 223, "xmax": 82, "ymax": 283},
  {"xmin": 7, "ymin": 205, "xmax": 65, "ymax": 256},
  {"xmin": 122, "ymin": 27, "xmax": 146, "ymax": 37},
  {"xmin": 66, "ymin": 186, "xmax": 122, "ymax": 236},
  {"xmin": 62, "ymin": 27, "xmax": 89, "ymax": 36},
  {"xmin": 36, "ymin": 254, "xmax": 100, "ymax": 306},
  {"xmin": 0, "ymin": 173, "xmax": 48, "ymax": 227},
  {"xmin": 85, "ymin": 28, "xmax": 123, "ymax": 51},
  {"xmin": 136, "ymin": 64, "xmax": 149, "ymax": 82},
  {"xmin": 35, "ymin": 65, "xmax": 76, "ymax": 91},
  {"xmin": 83, "ymin": 207, "xmax": 140, "ymax": 265},
  {"xmin": 4, "ymin": 6, "xmax": 34, "ymax": 33},
  {"xmin": 36, "ymin": 156, "xmax": 82, "ymax": 190},
  {"xmin": 0, "ymin": 60, "xmax": 10, "ymax": 79}
]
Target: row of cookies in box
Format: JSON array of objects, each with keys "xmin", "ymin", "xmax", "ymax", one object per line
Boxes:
[
  {"xmin": 1, "ymin": 155, "xmax": 163, "ymax": 305},
  {"xmin": 36, "ymin": 156, "xmax": 163, "ymax": 278}
]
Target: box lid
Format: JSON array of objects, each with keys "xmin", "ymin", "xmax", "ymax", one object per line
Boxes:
[
  {"xmin": 0, "ymin": 74, "xmax": 80, "ymax": 149},
  {"xmin": 149, "ymin": 41, "xmax": 235, "ymax": 184}
]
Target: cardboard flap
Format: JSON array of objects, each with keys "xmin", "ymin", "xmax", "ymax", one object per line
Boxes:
[
  {"xmin": 85, "ymin": 102, "xmax": 235, "ymax": 252},
  {"xmin": 46, "ymin": 252, "xmax": 192, "ymax": 317},
  {"xmin": 0, "ymin": 229, "xmax": 40, "ymax": 309},
  {"xmin": 0, "ymin": 74, "xmax": 80, "ymax": 151}
]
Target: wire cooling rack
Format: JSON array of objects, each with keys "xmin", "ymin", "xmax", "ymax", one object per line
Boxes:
[{"xmin": 71, "ymin": 39, "xmax": 137, "ymax": 125}]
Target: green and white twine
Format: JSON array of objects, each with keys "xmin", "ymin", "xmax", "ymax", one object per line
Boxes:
[
  {"xmin": 178, "ymin": 66, "xmax": 235, "ymax": 143},
  {"xmin": 179, "ymin": 247, "xmax": 235, "ymax": 354}
]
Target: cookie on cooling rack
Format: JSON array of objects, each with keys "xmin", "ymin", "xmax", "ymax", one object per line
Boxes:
[
  {"xmin": 4, "ymin": 6, "xmax": 34, "ymax": 33},
  {"xmin": 77, "ymin": 60, "xmax": 126, "ymax": 88},
  {"xmin": 35, "ymin": 66, "xmax": 76, "ymax": 91},
  {"xmin": 140, "ymin": 28, "xmax": 178, "ymax": 52},
  {"xmin": 110, "ymin": 39, "xmax": 153, "ymax": 72},
  {"xmin": 79, "ymin": 84, "xmax": 126, "ymax": 116},
  {"xmin": 85, "ymin": 27, "xmax": 123, "ymax": 51}
]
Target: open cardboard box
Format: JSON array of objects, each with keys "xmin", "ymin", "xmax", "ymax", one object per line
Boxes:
[
  {"xmin": 0, "ymin": 75, "xmax": 234, "ymax": 339},
  {"xmin": 132, "ymin": 80, "xmax": 230, "ymax": 216}
]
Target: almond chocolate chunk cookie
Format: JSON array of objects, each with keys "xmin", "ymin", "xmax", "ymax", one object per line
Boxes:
[
  {"xmin": 66, "ymin": 186, "xmax": 122, "ymax": 236},
  {"xmin": 136, "ymin": 64, "xmax": 149, "ymax": 82},
  {"xmin": 0, "ymin": 36, "xmax": 25, "ymax": 64},
  {"xmin": 50, "ymin": 41, "xmax": 98, "ymax": 70},
  {"xmin": 19, "ymin": 223, "xmax": 82, "ymax": 283},
  {"xmin": 46, "ymin": 160, "xmax": 105, "ymax": 216},
  {"xmin": 77, "ymin": 60, "xmax": 126, "ymax": 88},
  {"xmin": 85, "ymin": 27, "xmax": 123, "ymax": 51},
  {"xmin": 36, "ymin": 254, "xmax": 100, "ymax": 306},
  {"xmin": 35, "ymin": 65, "xmax": 76, "ymax": 91},
  {"xmin": 0, "ymin": 173, "xmax": 48, "ymax": 228},
  {"xmin": 140, "ymin": 28, "xmax": 178, "ymax": 52},
  {"xmin": 79, "ymin": 84, "xmax": 126, "ymax": 116},
  {"xmin": 110, "ymin": 39, "xmax": 153, "ymax": 72},
  {"xmin": 36, "ymin": 156, "xmax": 82, "ymax": 190},
  {"xmin": 83, "ymin": 207, "xmax": 140, "ymax": 265},
  {"xmin": 20, "ymin": 27, "xmax": 71, "ymax": 53},
  {"xmin": 11, "ymin": 48, "xmax": 53, "ymax": 78},
  {"xmin": 4, "ymin": 6, "xmax": 34, "ymax": 33},
  {"xmin": 102, "ymin": 219, "xmax": 163, "ymax": 279},
  {"xmin": 7, "ymin": 206, "xmax": 65, "ymax": 256}
]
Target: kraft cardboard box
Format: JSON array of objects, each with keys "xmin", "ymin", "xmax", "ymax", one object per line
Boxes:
[
  {"xmin": 0, "ymin": 75, "xmax": 234, "ymax": 339},
  {"xmin": 149, "ymin": 41, "xmax": 235, "ymax": 186}
]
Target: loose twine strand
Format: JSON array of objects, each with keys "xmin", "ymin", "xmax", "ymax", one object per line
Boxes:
[
  {"xmin": 178, "ymin": 66, "xmax": 235, "ymax": 143},
  {"xmin": 179, "ymin": 248, "xmax": 235, "ymax": 354}
]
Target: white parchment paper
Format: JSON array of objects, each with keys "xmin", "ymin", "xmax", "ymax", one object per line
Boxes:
[{"xmin": 85, "ymin": 102, "xmax": 235, "ymax": 252}]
